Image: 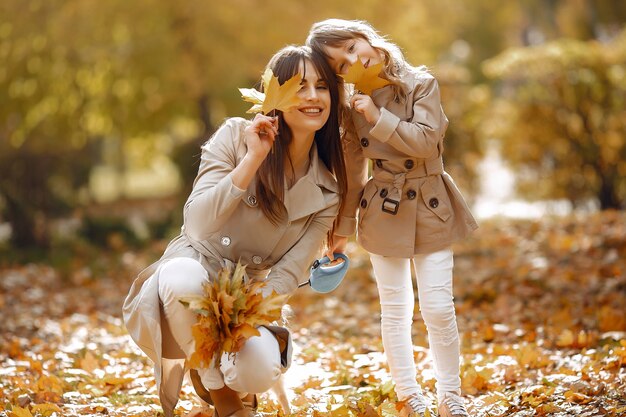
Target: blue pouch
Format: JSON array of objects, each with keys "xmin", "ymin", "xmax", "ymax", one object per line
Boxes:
[{"xmin": 298, "ymin": 253, "xmax": 349, "ymax": 293}]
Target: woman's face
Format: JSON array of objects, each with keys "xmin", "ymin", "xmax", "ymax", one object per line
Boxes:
[
  {"xmin": 282, "ymin": 59, "xmax": 331, "ymax": 136},
  {"xmin": 322, "ymin": 37, "xmax": 382, "ymax": 74}
]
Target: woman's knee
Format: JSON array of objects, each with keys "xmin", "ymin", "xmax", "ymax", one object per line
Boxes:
[
  {"xmin": 158, "ymin": 258, "xmax": 208, "ymax": 302},
  {"xmin": 220, "ymin": 327, "xmax": 282, "ymax": 393}
]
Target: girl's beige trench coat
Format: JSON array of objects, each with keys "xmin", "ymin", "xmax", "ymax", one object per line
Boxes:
[
  {"xmin": 335, "ymin": 67, "xmax": 478, "ymax": 257},
  {"xmin": 123, "ymin": 118, "xmax": 340, "ymax": 416}
]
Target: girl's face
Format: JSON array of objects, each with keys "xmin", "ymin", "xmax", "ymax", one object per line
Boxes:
[
  {"xmin": 283, "ymin": 59, "xmax": 331, "ymax": 136},
  {"xmin": 322, "ymin": 37, "xmax": 382, "ymax": 74}
]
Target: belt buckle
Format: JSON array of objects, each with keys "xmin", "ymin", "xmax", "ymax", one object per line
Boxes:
[{"xmin": 381, "ymin": 198, "xmax": 399, "ymax": 215}]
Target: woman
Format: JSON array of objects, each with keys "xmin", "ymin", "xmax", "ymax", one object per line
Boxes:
[{"xmin": 123, "ymin": 45, "xmax": 346, "ymax": 417}]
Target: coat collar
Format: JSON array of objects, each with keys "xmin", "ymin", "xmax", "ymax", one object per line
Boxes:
[
  {"xmin": 285, "ymin": 142, "xmax": 338, "ymax": 221},
  {"xmin": 244, "ymin": 141, "xmax": 338, "ymax": 221}
]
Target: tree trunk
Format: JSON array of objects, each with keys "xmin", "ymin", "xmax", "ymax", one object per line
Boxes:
[
  {"xmin": 198, "ymin": 93, "xmax": 213, "ymax": 136},
  {"xmin": 598, "ymin": 174, "xmax": 622, "ymax": 210},
  {"xmin": 2, "ymin": 187, "xmax": 49, "ymax": 248}
]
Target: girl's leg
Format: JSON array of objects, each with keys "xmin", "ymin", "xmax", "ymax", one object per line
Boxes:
[
  {"xmin": 412, "ymin": 248, "xmax": 461, "ymax": 399},
  {"xmin": 369, "ymin": 253, "xmax": 422, "ymax": 400}
]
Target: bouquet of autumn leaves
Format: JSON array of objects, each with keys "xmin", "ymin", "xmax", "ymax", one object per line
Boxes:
[{"xmin": 179, "ymin": 262, "xmax": 288, "ymax": 368}]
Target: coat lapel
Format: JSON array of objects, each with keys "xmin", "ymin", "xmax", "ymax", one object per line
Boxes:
[{"xmin": 285, "ymin": 143, "xmax": 338, "ymax": 221}]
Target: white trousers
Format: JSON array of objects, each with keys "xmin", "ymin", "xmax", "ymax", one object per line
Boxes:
[
  {"xmin": 156, "ymin": 257, "xmax": 283, "ymax": 394},
  {"xmin": 369, "ymin": 248, "xmax": 461, "ymax": 401}
]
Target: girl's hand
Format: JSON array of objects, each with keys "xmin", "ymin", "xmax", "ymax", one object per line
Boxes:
[
  {"xmin": 324, "ymin": 235, "xmax": 348, "ymax": 261},
  {"xmin": 350, "ymin": 93, "xmax": 381, "ymax": 125},
  {"xmin": 244, "ymin": 113, "xmax": 279, "ymax": 162}
]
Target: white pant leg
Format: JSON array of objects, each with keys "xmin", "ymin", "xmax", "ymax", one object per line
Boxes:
[
  {"xmin": 157, "ymin": 257, "xmax": 282, "ymax": 393},
  {"xmin": 412, "ymin": 248, "xmax": 461, "ymax": 399},
  {"xmin": 369, "ymin": 253, "xmax": 422, "ymax": 400},
  {"xmin": 157, "ymin": 257, "xmax": 226, "ymax": 390},
  {"xmin": 220, "ymin": 326, "xmax": 283, "ymax": 394}
]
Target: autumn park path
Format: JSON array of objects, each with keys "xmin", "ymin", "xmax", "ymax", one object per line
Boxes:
[{"xmin": 1, "ymin": 213, "xmax": 625, "ymax": 417}]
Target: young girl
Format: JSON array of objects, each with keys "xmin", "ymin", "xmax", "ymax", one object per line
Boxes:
[
  {"xmin": 123, "ymin": 45, "xmax": 346, "ymax": 417},
  {"xmin": 307, "ymin": 19, "xmax": 477, "ymax": 417}
]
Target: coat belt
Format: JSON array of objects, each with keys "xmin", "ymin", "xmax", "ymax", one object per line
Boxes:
[{"xmin": 373, "ymin": 157, "xmax": 444, "ymax": 201}]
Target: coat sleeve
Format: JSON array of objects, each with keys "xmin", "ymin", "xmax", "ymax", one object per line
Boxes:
[
  {"xmin": 334, "ymin": 119, "xmax": 369, "ymax": 237},
  {"xmin": 183, "ymin": 119, "xmax": 247, "ymax": 241},
  {"xmin": 368, "ymin": 74, "xmax": 448, "ymax": 159},
  {"xmin": 262, "ymin": 201, "xmax": 339, "ymax": 296}
]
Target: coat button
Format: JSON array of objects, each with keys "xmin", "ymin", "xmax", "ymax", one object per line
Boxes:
[
  {"xmin": 247, "ymin": 195, "xmax": 257, "ymax": 206},
  {"xmin": 360, "ymin": 199, "xmax": 367, "ymax": 208},
  {"xmin": 407, "ymin": 190, "xmax": 416, "ymax": 200},
  {"xmin": 429, "ymin": 198, "xmax": 439, "ymax": 208},
  {"xmin": 404, "ymin": 159, "xmax": 414, "ymax": 169},
  {"xmin": 375, "ymin": 159, "xmax": 383, "ymax": 168},
  {"xmin": 379, "ymin": 188, "xmax": 388, "ymax": 198},
  {"xmin": 360, "ymin": 138, "xmax": 369, "ymax": 147},
  {"xmin": 220, "ymin": 236, "xmax": 231, "ymax": 246},
  {"xmin": 252, "ymin": 255, "xmax": 262, "ymax": 265}
]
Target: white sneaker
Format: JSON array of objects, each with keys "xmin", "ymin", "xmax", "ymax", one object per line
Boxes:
[
  {"xmin": 438, "ymin": 392, "xmax": 469, "ymax": 417},
  {"xmin": 398, "ymin": 392, "xmax": 429, "ymax": 417}
]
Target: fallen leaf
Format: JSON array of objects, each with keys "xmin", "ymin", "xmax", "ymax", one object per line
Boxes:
[
  {"xmin": 9, "ymin": 406, "xmax": 33, "ymax": 417},
  {"xmin": 31, "ymin": 403, "xmax": 63, "ymax": 416}
]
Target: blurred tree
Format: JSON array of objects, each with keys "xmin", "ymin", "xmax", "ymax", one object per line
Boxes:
[
  {"xmin": 10, "ymin": 0, "xmax": 615, "ymax": 248},
  {"xmin": 437, "ymin": 65, "xmax": 490, "ymax": 200},
  {"xmin": 483, "ymin": 30, "xmax": 626, "ymax": 209},
  {"xmin": 518, "ymin": 0, "xmax": 626, "ymax": 44},
  {"xmin": 0, "ymin": 0, "xmax": 190, "ymax": 246}
]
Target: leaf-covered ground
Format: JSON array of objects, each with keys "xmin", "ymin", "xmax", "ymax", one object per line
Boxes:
[{"xmin": 1, "ymin": 212, "xmax": 625, "ymax": 417}]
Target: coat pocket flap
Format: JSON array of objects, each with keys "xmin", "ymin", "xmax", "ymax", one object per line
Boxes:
[
  {"xmin": 360, "ymin": 181, "xmax": 379, "ymax": 208},
  {"xmin": 420, "ymin": 178, "xmax": 451, "ymax": 222}
]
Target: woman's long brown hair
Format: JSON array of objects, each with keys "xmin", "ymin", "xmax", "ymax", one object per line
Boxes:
[{"xmin": 255, "ymin": 45, "xmax": 347, "ymax": 241}]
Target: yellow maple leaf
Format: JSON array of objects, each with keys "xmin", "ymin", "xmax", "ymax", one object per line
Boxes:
[
  {"xmin": 80, "ymin": 351, "xmax": 99, "ymax": 373},
  {"xmin": 9, "ymin": 406, "xmax": 33, "ymax": 417},
  {"xmin": 239, "ymin": 68, "xmax": 302, "ymax": 114},
  {"xmin": 31, "ymin": 403, "xmax": 63, "ymax": 416},
  {"xmin": 340, "ymin": 57, "xmax": 391, "ymax": 95}
]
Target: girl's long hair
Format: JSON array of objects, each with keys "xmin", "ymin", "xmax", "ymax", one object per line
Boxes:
[
  {"xmin": 255, "ymin": 45, "xmax": 347, "ymax": 241},
  {"xmin": 307, "ymin": 18, "xmax": 419, "ymax": 102}
]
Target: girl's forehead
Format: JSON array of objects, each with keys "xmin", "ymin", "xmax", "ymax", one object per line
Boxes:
[{"xmin": 322, "ymin": 45, "xmax": 347, "ymax": 62}]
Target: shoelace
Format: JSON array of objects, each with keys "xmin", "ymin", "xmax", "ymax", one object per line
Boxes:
[
  {"xmin": 441, "ymin": 393, "xmax": 469, "ymax": 416},
  {"xmin": 406, "ymin": 393, "xmax": 428, "ymax": 415}
]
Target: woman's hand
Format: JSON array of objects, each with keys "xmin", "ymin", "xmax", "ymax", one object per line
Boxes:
[
  {"xmin": 244, "ymin": 113, "xmax": 279, "ymax": 162},
  {"xmin": 324, "ymin": 235, "xmax": 348, "ymax": 261},
  {"xmin": 350, "ymin": 93, "xmax": 380, "ymax": 125},
  {"xmin": 231, "ymin": 114, "xmax": 278, "ymax": 190}
]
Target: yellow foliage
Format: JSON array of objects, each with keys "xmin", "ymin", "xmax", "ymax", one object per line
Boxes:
[
  {"xmin": 179, "ymin": 262, "xmax": 288, "ymax": 368},
  {"xmin": 9, "ymin": 406, "xmax": 33, "ymax": 417},
  {"xmin": 31, "ymin": 403, "xmax": 62, "ymax": 417},
  {"xmin": 340, "ymin": 58, "xmax": 390, "ymax": 95},
  {"xmin": 239, "ymin": 68, "xmax": 302, "ymax": 114}
]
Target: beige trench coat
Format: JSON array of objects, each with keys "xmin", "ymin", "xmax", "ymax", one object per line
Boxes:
[
  {"xmin": 123, "ymin": 117, "xmax": 340, "ymax": 415},
  {"xmin": 335, "ymin": 67, "xmax": 477, "ymax": 257}
]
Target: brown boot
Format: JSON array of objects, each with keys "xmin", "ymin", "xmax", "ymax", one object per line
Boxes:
[{"xmin": 190, "ymin": 369, "xmax": 258, "ymax": 417}]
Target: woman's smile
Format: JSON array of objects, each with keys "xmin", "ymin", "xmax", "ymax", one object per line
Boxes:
[{"xmin": 299, "ymin": 106, "xmax": 324, "ymax": 115}]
